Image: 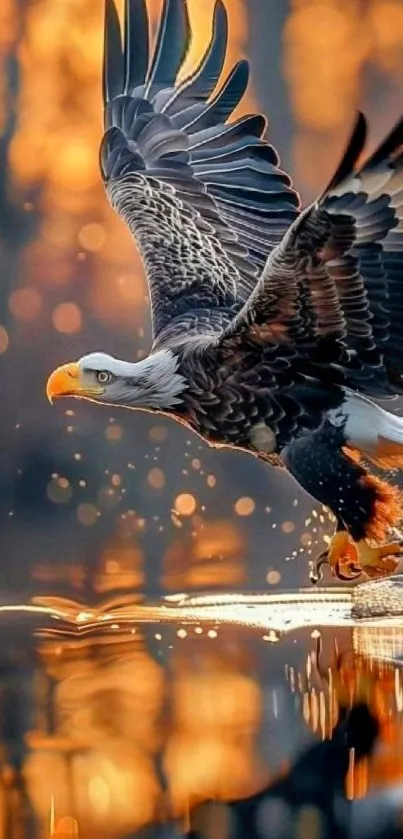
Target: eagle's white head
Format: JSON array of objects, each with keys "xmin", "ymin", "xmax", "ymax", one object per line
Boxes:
[{"xmin": 46, "ymin": 349, "xmax": 187, "ymax": 411}]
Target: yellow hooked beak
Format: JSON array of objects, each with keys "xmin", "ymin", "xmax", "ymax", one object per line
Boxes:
[{"xmin": 46, "ymin": 362, "xmax": 104, "ymax": 403}]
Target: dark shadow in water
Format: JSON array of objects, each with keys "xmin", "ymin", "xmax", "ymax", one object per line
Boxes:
[{"xmin": 186, "ymin": 704, "xmax": 382, "ymax": 839}]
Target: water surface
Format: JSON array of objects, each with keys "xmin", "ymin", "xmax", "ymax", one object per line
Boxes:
[{"xmin": 2, "ymin": 581, "xmax": 403, "ymax": 837}]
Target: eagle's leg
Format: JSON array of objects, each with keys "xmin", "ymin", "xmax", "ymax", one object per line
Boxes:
[
  {"xmin": 312, "ymin": 525, "xmax": 401, "ymax": 583},
  {"xmin": 313, "ymin": 527, "xmax": 362, "ymax": 583},
  {"xmin": 353, "ymin": 538, "xmax": 402, "ymax": 578},
  {"xmin": 282, "ymin": 421, "xmax": 403, "ymax": 582}
]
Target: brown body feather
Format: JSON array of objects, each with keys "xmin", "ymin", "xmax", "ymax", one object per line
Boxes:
[
  {"xmin": 343, "ymin": 448, "xmax": 403, "ymax": 540},
  {"xmin": 358, "ymin": 474, "xmax": 403, "ymax": 541}
]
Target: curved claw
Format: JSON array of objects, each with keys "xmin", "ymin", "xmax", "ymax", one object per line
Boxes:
[
  {"xmin": 310, "ymin": 544, "xmax": 362, "ymax": 584},
  {"xmin": 310, "ymin": 531, "xmax": 403, "ymax": 586},
  {"xmin": 334, "ymin": 561, "xmax": 362, "ymax": 582},
  {"xmin": 309, "ymin": 550, "xmax": 331, "ymax": 584}
]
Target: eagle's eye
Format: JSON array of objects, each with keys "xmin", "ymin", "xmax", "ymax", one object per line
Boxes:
[{"xmin": 96, "ymin": 371, "xmax": 112, "ymax": 385}]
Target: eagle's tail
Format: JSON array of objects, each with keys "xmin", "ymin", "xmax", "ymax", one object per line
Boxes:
[{"xmin": 332, "ymin": 390, "xmax": 403, "ymax": 470}]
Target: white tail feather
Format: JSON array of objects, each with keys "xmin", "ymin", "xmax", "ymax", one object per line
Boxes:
[{"xmin": 328, "ymin": 390, "xmax": 403, "ymax": 464}]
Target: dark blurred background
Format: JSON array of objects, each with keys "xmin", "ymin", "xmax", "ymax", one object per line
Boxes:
[{"xmin": 0, "ymin": 0, "xmax": 402, "ymax": 602}]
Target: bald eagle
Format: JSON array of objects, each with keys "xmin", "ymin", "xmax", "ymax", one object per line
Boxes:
[{"xmin": 47, "ymin": 0, "xmax": 403, "ymax": 583}]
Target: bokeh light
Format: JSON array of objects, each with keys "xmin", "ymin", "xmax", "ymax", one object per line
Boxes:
[
  {"xmin": 234, "ymin": 497, "xmax": 255, "ymax": 517},
  {"xmin": 0, "ymin": 325, "xmax": 9, "ymax": 353},
  {"xmin": 52, "ymin": 302, "xmax": 82, "ymax": 333},
  {"xmin": 174, "ymin": 493, "xmax": 197, "ymax": 517},
  {"xmin": 9, "ymin": 287, "xmax": 42, "ymax": 321},
  {"xmin": 76, "ymin": 502, "xmax": 99, "ymax": 526}
]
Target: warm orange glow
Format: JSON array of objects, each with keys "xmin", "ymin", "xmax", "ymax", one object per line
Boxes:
[
  {"xmin": 76, "ymin": 503, "xmax": 98, "ymax": 526},
  {"xmin": 47, "ymin": 477, "xmax": 73, "ymax": 505},
  {"xmin": 165, "ymin": 659, "xmax": 263, "ymax": 813},
  {"xmin": 192, "ymin": 522, "xmax": 244, "ymax": 561},
  {"xmin": 174, "ymin": 493, "xmax": 197, "ymax": 516},
  {"xmin": 0, "ymin": 0, "xmax": 18, "ymax": 52},
  {"xmin": 105, "ymin": 423, "xmax": 123, "ymax": 442},
  {"xmin": 6, "ymin": 0, "xmax": 255, "ymax": 346},
  {"xmin": 88, "ymin": 775, "xmax": 110, "ymax": 815},
  {"xmin": 162, "ymin": 520, "xmax": 246, "ymax": 590},
  {"xmin": 283, "ymin": 0, "xmax": 369, "ymax": 194},
  {"xmin": 284, "ymin": 4, "xmax": 367, "ymax": 128},
  {"xmin": 88, "ymin": 269, "xmax": 147, "ymax": 333},
  {"xmin": 149, "ymin": 425, "xmax": 168, "ymax": 443},
  {"xmin": 51, "ymin": 139, "xmax": 99, "ymax": 192},
  {"xmin": 291, "ymin": 634, "xmax": 403, "ymax": 801},
  {"xmin": 234, "ymin": 497, "xmax": 255, "ymax": 517},
  {"xmin": 180, "ymin": 0, "xmax": 251, "ymax": 96},
  {"xmin": 9, "ymin": 287, "xmax": 42, "ymax": 321},
  {"xmin": 50, "ymin": 816, "xmax": 79, "ymax": 837},
  {"xmin": 0, "ymin": 0, "xmax": 256, "ymax": 463},
  {"xmin": 95, "ymin": 537, "xmax": 144, "ymax": 592},
  {"xmin": 52, "ymin": 303, "xmax": 82, "ymax": 334},
  {"xmin": 147, "ymin": 468, "xmax": 166, "ymax": 490},
  {"xmin": 369, "ymin": 0, "xmax": 403, "ymax": 74},
  {"xmin": 78, "ymin": 222, "xmax": 106, "ymax": 252},
  {"xmin": 0, "ymin": 325, "xmax": 9, "ymax": 354},
  {"xmin": 284, "ymin": 0, "xmax": 403, "ymax": 197},
  {"xmin": 266, "ymin": 570, "xmax": 281, "ymax": 585},
  {"xmin": 281, "ymin": 520, "xmax": 295, "ymax": 534}
]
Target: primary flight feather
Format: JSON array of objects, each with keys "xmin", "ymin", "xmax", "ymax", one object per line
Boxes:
[{"xmin": 47, "ymin": 0, "xmax": 403, "ymax": 582}]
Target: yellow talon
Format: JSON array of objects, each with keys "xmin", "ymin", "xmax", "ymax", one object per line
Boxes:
[
  {"xmin": 355, "ymin": 539, "xmax": 402, "ymax": 579},
  {"xmin": 327, "ymin": 531, "xmax": 362, "ymax": 580},
  {"xmin": 327, "ymin": 531, "xmax": 354, "ymax": 567},
  {"xmin": 310, "ymin": 530, "xmax": 361, "ymax": 583},
  {"xmin": 310, "ymin": 530, "xmax": 403, "ymax": 583}
]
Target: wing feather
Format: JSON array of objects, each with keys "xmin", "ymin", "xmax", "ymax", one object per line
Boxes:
[
  {"xmin": 188, "ymin": 114, "xmax": 267, "ymax": 149},
  {"xmin": 162, "ymin": 0, "xmax": 228, "ymax": 115},
  {"xmin": 100, "ymin": 0, "xmax": 300, "ymax": 347},
  {"xmin": 221, "ymin": 113, "xmax": 403, "ymax": 399},
  {"xmin": 123, "ymin": 0, "xmax": 149, "ymax": 93},
  {"xmin": 144, "ymin": 0, "xmax": 191, "ymax": 99},
  {"xmin": 103, "ymin": 0, "xmax": 124, "ymax": 103},
  {"xmin": 170, "ymin": 61, "xmax": 250, "ymax": 133}
]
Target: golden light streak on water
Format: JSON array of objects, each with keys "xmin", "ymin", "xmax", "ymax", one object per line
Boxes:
[
  {"xmin": 49, "ymin": 795, "xmax": 55, "ymax": 836},
  {"xmin": 347, "ymin": 750, "xmax": 369, "ymax": 801},
  {"xmin": 287, "ymin": 616, "xmax": 403, "ymax": 799},
  {"xmin": 355, "ymin": 757, "xmax": 369, "ymax": 800},
  {"xmin": 395, "ymin": 668, "xmax": 403, "ymax": 713},
  {"xmin": 319, "ymin": 690, "xmax": 326, "ymax": 741},
  {"xmin": 346, "ymin": 748, "xmax": 356, "ymax": 800},
  {"xmin": 0, "ymin": 578, "xmax": 401, "ymax": 640}
]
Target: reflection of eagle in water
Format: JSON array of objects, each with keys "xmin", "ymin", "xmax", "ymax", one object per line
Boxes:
[{"xmin": 47, "ymin": 0, "xmax": 403, "ymax": 582}]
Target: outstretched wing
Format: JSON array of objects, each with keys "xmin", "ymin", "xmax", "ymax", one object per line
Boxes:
[
  {"xmin": 222, "ymin": 112, "xmax": 403, "ymax": 399},
  {"xmin": 100, "ymin": 0, "xmax": 299, "ymax": 349}
]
